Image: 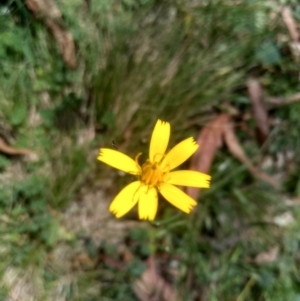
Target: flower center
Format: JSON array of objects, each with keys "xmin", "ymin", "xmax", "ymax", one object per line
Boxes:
[
  {"xmin": 141, "ymin": 160, "xmax": 164, "ymax": 186},
  {"xmin": 135, "ymin": 153, "xmax": 169, "ymax": 187}
]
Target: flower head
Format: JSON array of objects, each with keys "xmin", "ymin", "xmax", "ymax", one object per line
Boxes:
[{"xmin": 97, "ymin": 119, "xmax": 211, "ymax": 220}]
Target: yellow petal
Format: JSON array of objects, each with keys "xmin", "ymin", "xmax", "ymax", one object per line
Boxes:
[
  {"xmin": 109, "ymin": 181, "xmax": 141, "ymax": 218},
  {"xmin": 161, "ymin": 137, "xmax": 198, "ymax": 171},
  {"xmin": 98, "ymin": 148, "xmax": 140, "ymax": 175},
  {"xmin": 167, "ymin": 170, "xmax": 211, "ymax": 188},
  {"xmin": 138, "ymin": 186, "xmax": 158, "ymax": 220},
  {"xmin": 149, "ymin": 120, "xmax": 170, "ymax": 163},
  {"xmin": 159, "ymin": 183, "xmax": 197, "ymax": 214}
]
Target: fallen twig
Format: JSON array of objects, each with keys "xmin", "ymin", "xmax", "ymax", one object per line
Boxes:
[
  {"xmin": 264, "ymin": 92, "xmax": 300, "ymax": 107},
  {"xmin": 0, "ymin": 137, "xmax": 33, "ymax": 156}
]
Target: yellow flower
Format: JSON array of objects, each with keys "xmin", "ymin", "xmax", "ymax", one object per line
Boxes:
[{"xmin": 97, "ymin": 119, "xmax": 211, "ymax": 220}]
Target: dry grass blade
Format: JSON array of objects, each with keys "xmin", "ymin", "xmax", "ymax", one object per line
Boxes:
[
  {"xmin": 0, "ymin": 137, "xmax": 33, "ymax": 156},
  {"xmin": 133, "ymin": 256, "xmax": 179, "ymax": 301},
  {"xmin": 187, "ymin": 114, "xmax": 231, "ymax": 199},
  {"xmin": 25, "ymin": 0, "xmax": 77, "ymax": 68},
  {"xmin": 223, "ymin": 122, "xmax": 278, "ymax": 188},
  {"xmin": 247, "ymin": 78, "xmax": 269, "ymax": 144},
  {"xmin": 160, "ymin": 47, "xmax": 186, "ymax": 87}
]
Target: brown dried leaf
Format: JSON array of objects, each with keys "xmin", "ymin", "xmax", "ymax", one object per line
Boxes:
[
  {"xmin": 103, "ymin": 256, "xmax": 123, "ymax": 269},
  {"xmin": 247, "ymin": 78, "xmax": 269, "ymax": 144},
  {"xmin": 123, "ymin": 120, "xmax": 136, "ymax": 141},
  {"xmin": 289, "ymin": 41, "xmax": 300, "ymax": 61},
  {"xmin": 281, "ymin": 6, "xmax": 299, "ymax": 42},
  {"xmin": 25, "ymin": 0, "xmax": 76, "ymax": 68},
  {"xmin": 77, "ymin": 126, "xmax": 95, "ymax": 146},
  {"xmin": 25, "ymin": 0, "xmax": 61, "ymax": 19},
  {"xmin": 47, "ymin": 21, "xmax": 76, "ymax": 68},
  {"xmin": 122, "ymin": 248, "xmax": 134, "ymax": 263},
  {"xmin": 223, "ymin": 122, "xmax": 278, "ymax": 188},
  {"xmin": 0, "ymin": 137, "xmax": 33, "ymax": 156},
  {"xmin": 273, "ymin": 212, "xmax": 294, "ymax": 227},
  {"xmin": 71, "ymin": 253, "xmax": 95, "ymax": 270},
  {"xmin": 253, "ymin": 246, "xmax": 279, "ymax": 265},
  {"xmin": 97, "ymin": 248, "xmax": 123, "ymax": 270},
  {"xmin": 133, "ymin": 256, "xmax": 179, "ymax": 301},
  {"xmin": 281, "ymin": 6, "xmax": 300, "ymax": 61},
  {"xmin": 119, "ymin": 245, "xmax": 134, "ymax": 264},
  {"xmin": 187, "ymin": 114, "xmax": 231, "ymax": 199}
]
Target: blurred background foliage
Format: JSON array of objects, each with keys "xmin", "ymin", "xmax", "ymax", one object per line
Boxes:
[{"xmin": 0, "ymin": 0, "xmax": 300, "ymax": 300}]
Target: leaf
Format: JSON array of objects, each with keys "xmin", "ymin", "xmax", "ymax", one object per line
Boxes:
[
  {"xmin": 253, "ymin": 246, "xmax": 279, "ymax": 265},
  {"xmin": 187, "ymin": 114, "xmax": 231, "ymax": 200},
  {"xmin": 1, "ymin": 30, "xmax": 24, "ymax": 54},
  {"xmin": 223, "ymin": 121, "xmax": 278, "ymax": 188},
  {"xmin": 247, "ymin": 78, "xmax": 269, "ymax": 144},
  {"xmin": 255, "ymin": 40, "xmax": 281, "ymax": 66},
  {"xmin": 25, "ymin": 0, "xmax": 76, "ymax": 68},
  {"xmin": 10, "ymin": 103, "xmax": 27, "ymax": 126},
  {"xmin": 0, "ymin": 137, "xmax": 33, "ymax": 156},
  {"xmin": 281, "ymin": 6, "xmax": 299, "ymax": 42},
  {"xmin": 101, "ymin": 111, "xmax": 115, "ymax": 128},
  {"xmin": 133, "ymin": 256, "xmax": 179, "ymax": 301},
  {"xmin": 40, "ymin": 109, "xmax": 55, "ymax": 127},
  {"xmin": 0, "ymin": 154, "xmax": 10, "ymax": 169},
  {"xmin": 33, "ymin": 79, "xmax": 52, "ymax": 92}
]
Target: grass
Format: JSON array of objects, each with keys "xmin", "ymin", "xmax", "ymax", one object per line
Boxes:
[{"xmin": 0, "ymin": 0, "xmax": 300, "ymax": 300}]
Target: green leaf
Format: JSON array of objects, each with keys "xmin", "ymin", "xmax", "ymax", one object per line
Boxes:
[
  {"xmin": 33, "ymin": 79, "xmax": 51, "ymax": 92},
  {"xmin": 40, "ymin": 109, "xmax": 55, "ymax": 127},
  {"xmin": 0, "ymin": 155, "xmax": 10, "ymax": 170},
  {"xmin": 255, "ymin": 41, "xmax": 282, "ymax": 66},
  {"xmin": 295, "ymin": 177, "xmax": 300, "ymax": 197},
  {"xmin": 100, "ymin": 111, "xmax": 115, "ymax": 129},
  {"xmin": 128, "ymin": 259, "xmax": 146, "ymax": 277},
  {"xmin": 10, "ymin": 103, "xmax": 27, "ymax": 126}
]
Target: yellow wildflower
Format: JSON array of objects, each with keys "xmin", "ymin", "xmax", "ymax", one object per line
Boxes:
[{"xmin": 97, "ymin": 119, "xmax": 211, "ymax": 220}]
